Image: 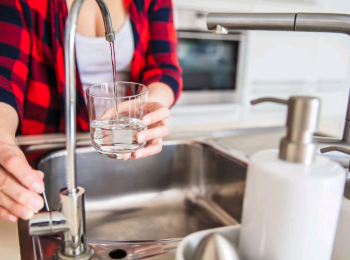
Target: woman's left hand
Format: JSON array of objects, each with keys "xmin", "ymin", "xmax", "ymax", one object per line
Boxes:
[{"xmin": 133, "ymin": 102, "xmax": 170, "ymax": 159}]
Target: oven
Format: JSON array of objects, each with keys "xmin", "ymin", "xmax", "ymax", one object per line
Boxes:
[{"xmin": 174, "ymin": 9, "xmax": 246, "ymax": 106}]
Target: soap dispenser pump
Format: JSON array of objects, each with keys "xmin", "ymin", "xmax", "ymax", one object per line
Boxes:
[{"xmin": 238, "ymin": 96, "xmax": 347, "ymax": 260}]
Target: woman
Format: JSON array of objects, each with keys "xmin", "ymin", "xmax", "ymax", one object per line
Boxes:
[{"xmin": 0, "ymin": 0, "xmax": 182, "ymax": 222}]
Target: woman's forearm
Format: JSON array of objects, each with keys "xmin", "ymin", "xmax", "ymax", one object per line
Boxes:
[
  {"xmin": 0, "ymin": 102, "xmax": 19, "ymax": 145},
  {"xmin": 147, "ymin": 82, "xmax": 175, "ymax": 108}
]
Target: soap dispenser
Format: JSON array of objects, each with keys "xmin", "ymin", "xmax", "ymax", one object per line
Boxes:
[{"xmin": 238, "ymin": 96, "xmax": 347, "ymax": 260}]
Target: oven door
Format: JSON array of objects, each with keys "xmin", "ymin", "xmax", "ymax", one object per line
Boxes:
[{"xmin": 176, "ymin": 30, "xmax": 245, "ymax": 105}]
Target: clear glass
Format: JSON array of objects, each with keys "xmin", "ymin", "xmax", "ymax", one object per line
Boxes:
[{"xmin": 86, "ymin": 82, "xmax": 148, "ymax": 159}]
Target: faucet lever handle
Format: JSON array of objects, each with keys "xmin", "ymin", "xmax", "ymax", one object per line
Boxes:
[
  {"xmin": 320, "ymin": 146, "xmax": 350, "ymax": 156},
  {"xmin": 251, "ymin": 97, "xmax": 288, "ymax": 106}
]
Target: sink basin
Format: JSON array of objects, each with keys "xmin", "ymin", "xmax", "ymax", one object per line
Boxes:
[{"xmin": 38, "ymin": 141, "xmax": 247, "ymax": 241}]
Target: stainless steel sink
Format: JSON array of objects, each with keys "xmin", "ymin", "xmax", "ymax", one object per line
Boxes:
[
  {"xmin": 17, "ymin": 127, "xmax": 338, "ymax": 259},
  {"xmin": 38, "ymin": 141, "xmax": 247, "ymax": 241}
]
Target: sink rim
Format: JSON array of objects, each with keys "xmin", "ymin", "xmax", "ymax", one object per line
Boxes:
[{"xmin": 37, "ymin": 139, "xmax": 248, "ymax": 169}]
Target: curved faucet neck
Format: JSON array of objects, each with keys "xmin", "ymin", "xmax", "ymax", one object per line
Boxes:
[{"xmin": 64, "ymin": 0, "xmax": 115, "ymax": 194}]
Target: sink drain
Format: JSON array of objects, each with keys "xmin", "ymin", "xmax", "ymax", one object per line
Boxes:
[{"xmin": 109, "ymin": 249, "xmax": 127, "ymax": 259}]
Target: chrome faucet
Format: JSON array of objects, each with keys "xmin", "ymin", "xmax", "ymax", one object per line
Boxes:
[
  {"xmin": 207, "ymin": 13, "xmax": 350, "ymax": 166},
  {"xmin": 29, "ymin": 0, "xmax": 115, "ymax": 259}
]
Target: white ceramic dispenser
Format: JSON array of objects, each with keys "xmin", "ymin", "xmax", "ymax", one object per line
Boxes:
[{"xmin": 238, "ymin": 96, "xmax": 347, "ymax": 260}]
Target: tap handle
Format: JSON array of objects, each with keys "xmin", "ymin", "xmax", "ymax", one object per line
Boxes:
[
  {"xmin": 251, "ymin": 97, "xmax": 288, "ymax": 105},
  {"xmin": 320, "ymin": 146, "xmax": 350, "ymax": 156}
]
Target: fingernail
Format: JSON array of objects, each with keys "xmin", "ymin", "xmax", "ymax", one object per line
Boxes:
[
  {"xmin": 8, "ymin": 215, "xmax": 17, "ymax": 223},
  {"xmin": 29, "ymin": 198, "xmax": 44, "ymax": 211},
  {"xmin": 32, "ymin": 182, "xmax": 44, "ymax": 194},
  {"xmin": 137, "ymin": 134, "xmax": 146, "ymax": 143},
  {"xmin": 135, "ymin": 153, "xmax": 143, "ymax": 159},
  {"xmin": 143, "ymin": 118, "xmax": 151, "ymax": 125},
  {"xmin": 19, "ymin": 208, "xmax": 34, "ymax": 220}
]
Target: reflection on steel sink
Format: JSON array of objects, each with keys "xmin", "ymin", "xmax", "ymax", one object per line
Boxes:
[{"xmin": 38, "ymin": 141, "xmax": 247, "ymax": 241}]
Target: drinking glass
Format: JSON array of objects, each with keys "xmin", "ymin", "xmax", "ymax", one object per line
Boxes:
[{"xmin": 86, "ymin": 82, "xmax": 148, "ymax": 159}]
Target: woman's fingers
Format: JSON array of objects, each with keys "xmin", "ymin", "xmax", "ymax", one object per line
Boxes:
[
  {"xmin": 0, "ymin": 167, "xmax": 44, "ymax": 219},
  {"xmin": 136, "ymin": 126, "xmax": 169, "ymax": 143},
  {"xmin": 0, "ymin": 143, "xmax": 44, "ymax": 194},
  {"xmin": 142, "ymin": 107, "xmax": 170, "ymax": 125},
  {"xmin": 0, "ymin": 206, "xmax": 18, "ymax": 223},
  {"xmin": 0, "ymin": 192, "xmax": 34, "ymax": 220},
  {"xmin": 36, "ymin": 170, "xmax": 45, "ymax": 180},
  {"xmin": 133, "ymin": 138, "xmax": 162, "ymax": 159}
]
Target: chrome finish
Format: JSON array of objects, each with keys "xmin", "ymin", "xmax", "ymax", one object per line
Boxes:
[
  {"xmin": 35, "ymin": 236, "xmax": 180, "ymax": 260},
  {"xmin": 29, "ymin": 0, "xmax": 115, "ymax": 259},
  {"xmin": 29, "ymin": 189, "xmax": 95, "ymax": 259},
  {"xmin": 207, "ymin": 12, "xmax": 350, "ymax": 35},
  {"xmin": 345, "ymin": 181, "xmax": 350, "ymax": 200},
  {"xmin": 251, "ymin": 97, "xmax": 288, "ymax": 105},
  {"xmin": 29, "ymin": 211, "xmax": 67, "ymax": 236},
  {"xmin": 65, "ymin": 0, "xmax": 115, "ymax": 194},
  {"xmin": 59, "ymin": 188, "xmax": 91, "ymax": 258},
  {"xmin": 207, "ymin": 13, "xmax": 296, "ymax": 32},
  {"xmin": 54, "ymin": 246, "xmax": 94, "ymax": 260},
  {"xmin": 193, "ymin": 233, "xmax": 240, "ymax": 260},
  {"xmin": 43, "ymin": 191, "xmax": 50, "ymax": 211},
  {"xmin": 320, "ymin": 148, "xmax": 350, "ymax": 200},
  {"xmin": 94, "ymin": 0, "xmax": 115, "ymax": 42},
  {"xmin": 251, "ymin": 96, "xmax": 320, "ymax": 164},
  {"xmin": 343, "ymin": 121, "xmax": 350, "ymax": 143},
  {"xmin": 295, "ymin": 13, "xmax": 350, "ymax": 35},
  {"xmin": 320, "ymin": 146, "xmax": 350, "ymax": 155}
]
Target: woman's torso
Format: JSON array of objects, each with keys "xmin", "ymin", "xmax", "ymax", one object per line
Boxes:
[{"xmin": 69, "ymin": 0, "xmax": 133, "ymax": 92}]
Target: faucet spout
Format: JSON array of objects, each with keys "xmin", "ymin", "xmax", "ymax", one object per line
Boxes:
[
  {"xmin": 207, "ymin": 12, "xmax": 350, "ymax": 143},
  {"xmin": 65, "ymin": 0, "xmax": 115, "ymax": 195},
  {"xmin": 207, "ymin": 13, "xmax": 297, "ymax": 32},
  {"xmin": 95, "ymin": 0, "xmax": 115, "ymax": 42},
  {"xmin": 207, "ymin": 13, "xmax": 350, "ymax": 35}
]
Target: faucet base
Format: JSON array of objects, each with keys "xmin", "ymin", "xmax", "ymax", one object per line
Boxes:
[{"xmin": 53, "ymin": 245, "xmax": 94, "ymax": 260}]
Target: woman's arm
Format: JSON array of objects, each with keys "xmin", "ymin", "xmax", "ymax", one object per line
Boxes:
[
  {"xmin": 0, "ymin": 103, "xmax": 18, "ymax": 145},
  {"xmin": 0, "ymin": 1, "xmax": 45, "ymax": 222},
  {"xmin": 147, "ymin": 82, "xmax": 175, "ymax": 108},
  {"xmin": 141, "ymin": 0, "xmax": 183, "ymax": 105},
  {"xmin": 131, "ymin": 0, "xmax": 182, "ymax": 159},
  {"xmin": 0, "ymin": 102, "xmax": 45, "ymax": 222}
]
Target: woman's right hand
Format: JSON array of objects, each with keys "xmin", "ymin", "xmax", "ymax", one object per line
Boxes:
[{"xmin": 0, "ymin": 140, "xmax": 45, "ymax": 222}]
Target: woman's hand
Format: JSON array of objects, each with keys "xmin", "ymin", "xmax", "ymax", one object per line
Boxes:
[
  {"xmin": 0, "ymin": 103, "xmax": 45, "ymax": 223},
  {"xmin": 0, "ymin": 141, "xmax": 45, "ymax": 222},
  {"xmin": 133, "ymin": 102, "xmax": 170, "ymax": 159},
  {"xmin": 98, "ymin": 83, "xmax": 174, "ymax": 160}
]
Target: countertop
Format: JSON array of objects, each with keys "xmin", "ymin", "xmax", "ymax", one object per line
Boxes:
[{"xmin": 0, "ymin": 220, "xmax": 20, "ymax": 260}]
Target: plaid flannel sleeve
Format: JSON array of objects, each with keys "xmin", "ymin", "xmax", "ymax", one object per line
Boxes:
[
  {"xmin": 141, "ymin": 0, "xmax": 183, "ymax": 102},
  {"xmin": 0, "ymin": 0, "xmax": 30, "ymax": 134}
]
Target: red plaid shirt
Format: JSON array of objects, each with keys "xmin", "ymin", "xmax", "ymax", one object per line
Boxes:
[{"xmin": 0, "ymin": 0, "xmax": 182, "ymax": 135}]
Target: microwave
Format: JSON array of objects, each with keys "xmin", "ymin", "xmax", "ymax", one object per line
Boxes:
[{"xmin": 174, "ymin": 10, "xmax": 246, "ymax": 105}]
